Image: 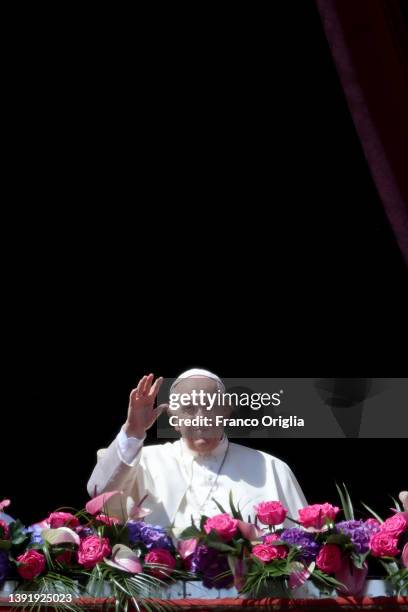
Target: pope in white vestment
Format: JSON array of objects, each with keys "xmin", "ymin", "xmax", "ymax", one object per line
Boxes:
[{"xmin": 87, "ymin": 370, "xmax": 307, "ymax": 530}]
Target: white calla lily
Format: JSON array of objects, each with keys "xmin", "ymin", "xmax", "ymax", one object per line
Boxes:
[{"xmin": 41, "ymin": 527, "xmax": 80, "ymax": 546}]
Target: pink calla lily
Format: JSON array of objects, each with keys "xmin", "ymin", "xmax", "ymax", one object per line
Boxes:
[
  {"xmin": 104, "ymin": 544, "xmax": 142, "ymax": 573},
  {"xmin": 41, "ymin": 527, "xmax": 80, "ymax": 546},
  {"xmin": 288, "ymin": 561, "xmax": 315, "ymax": 589},
  {"xmin": 228, "ymin": 556, "xmax": 246, "ymax": 590},
  {"xmin": 178, "ymin": 538, "xmax": 198, "ymax": 560},
  {"xmin": 127, "ymin": 494, "xmax": 152, "ymax": 520},
  {"xmin": 399, "ymin": 492, "xmax": 408, "ymax": 512},
  {"xmin": 335, "ymin": 558, "xmax": 368, "ymax": 596},
  {"xmin": 86, "ymin": 491, "xmax": 121, "ymax": 516},
  {"xmin": 402, "ymin": 543, "xmax": 408, "ymax": 568},
  {"xmin": 0, "ymin": 499, "xmax": 11, "ymax": 512},
  {"xmin": 237, "ymin": 520, "xmax": 264, "ymax": 541}
]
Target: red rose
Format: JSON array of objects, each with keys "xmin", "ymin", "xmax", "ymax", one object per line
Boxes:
[
  {"xmin": 252, "ymin": 544, "xmax": 280, "ymax": 563},
  {"xmin": 370, "ymin": 531, "xmax": 400, "ymax": 558},
  {"xmin": 145, "ymin": 548, "xmax": 176, "ymax": 578},
  {"xmin": 263, "ymin": 534, "xmax": 288, "ymax": 559},
  {"xmin": 299, "ymin": 504, "xmax": 340, "ymax": 530},
  {"xmin": 17, "ymin": 550, "xmax": 46, "ymax": 580},
  {"xmin": 204, "ymin": 514, "xmax": 239, "ymax": 541},
  {"xmin": 316, "ymin": 544, "xmax": 342, "ymax": 574},
  {"xmin": 48, "ymin": 512, "xmax": 80, "ymax": 529},
  {"xmin": 381, "ymin": 513, "xmax": 408, "ymax": 538},
  {"xmin": 77, "ymin": 536, "xmax": 111, "ymax": 569},
  {"xmin": 255, "ymin": 501, "xmax": 287, "ymax": 526},
  {"xmin": 0, "ymin": 520, "xmax": 10, "ymax": 540}
]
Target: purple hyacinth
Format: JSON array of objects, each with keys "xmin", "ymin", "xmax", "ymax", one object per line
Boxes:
[
  {"xmin": 0, "ymin": 551, "xmax": 10, "ymax": 582},
  {"xmin": 128, "ymin": 521, "xmax": 172, "ymax": 550},
  {"xmin": 24, "ymin": 524, "xmax": 45, "ymax": 546},
  {"xmin": 128, "ymin": 521, "xmax": 145, "ymax": 544},
  {"xmin": 76, "ymin": 526, "xmax": 94, "ymax": 539},
  {"xmin": 190, "ymin": 545, "xmax": 232, "ymax": 589},
  {"xmin": 280, "ymin": 528, "xmax": 321, "ymax": 562},
  {"xmin": 336, "ymin": 520, "xmax": 375, "ymax": 554}
]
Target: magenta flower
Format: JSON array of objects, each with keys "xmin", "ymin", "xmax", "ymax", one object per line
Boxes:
[
  {"xmin": 48, "ymin": 512, "xmax": 80, "ymax": 529},
  {"xmin": 381, "ymin": 513, "xmax": 408, "ymax": 538},
  {"xmin": 145, "ymin": 548, "xmax": 176, "ymax": 578},
  {"xmin": 402, "ymin": 543, "xmax": 408, "ymax": 568},
  {"xmin": 204, "ymin": 514, "xmax": 239, "ymax": 542},
  {"xmin": 255, "ymin": 501, "xmax": 287, "ymax": 526},
  {"xmin": 299, "ymin": 503, "xmax": 340, "ymax": 530},
  {"xmin": 77, "ymin": 535, "xmax": 111, "ymax": 568},
  {"xmin": 17, "ymin": 550, "xmax": 46, "ymax": 580},
  {"xmin": 370, "ymin": 531, "xmax": 400, "ymax": 558},
  {"xmin": 0, "ymin": 520, "xmax": 10, "ymax": 540}
]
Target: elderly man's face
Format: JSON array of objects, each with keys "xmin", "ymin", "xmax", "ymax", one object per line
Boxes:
[{"xmin": 169, "ymin": 377, "xmax": 232, "ymax": 453}]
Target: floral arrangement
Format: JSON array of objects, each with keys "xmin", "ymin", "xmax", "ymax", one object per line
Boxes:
[
  {"xmin": 177, "ymin": 487, "xmax": 408, "ymax": 597},
  {"xmin": 362, "ymin": 490, "xmax": 408, "ymax": 595},
  {"xmin": 0, "ymin": 487, "xmax": 407, "ymax": 610},
  {"xmin": 0, "ymin": 493, "xmax": 188, "ymax": 611}
]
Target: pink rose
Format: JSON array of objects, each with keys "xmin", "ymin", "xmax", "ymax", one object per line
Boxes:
[
  {"xmin": 252, "ymin": 544, "xmax": 280, "ymax": 563},
  {"xmin": 263, "ymin": 534, "xmax": 288, "ymax": 559},
  {"xmin": 402, "ymin": 543, "xmax": 408, "ymax": 568},
  {"xmin": 299, "ymin": 503, "xmax": 340, "ymax": 530},
  {"xmin": 381, "ymin": 513, "xmax": 408, "ymax": 538},
  {"xmin": 316, "ymin": 544, "xmax": 342, "ymax": 574},
  {"xmin": 0, "ymin": 520, "xmax": 10, "ymax": 540},
  {"xmin": 95, "ymin": 514, "xmax": 121, "ymax": 526},
  {"xmin": 255, "ymin": 501, "xmax": 287, "ymax": 526},
  {"xmin": 204, "ymin": 513, "xmax": 239, "ymax": 541},
  {"xmin": 48, "ymin": 512, "xmax": 80, "ymax": 529},
  {"xmin": 77, "ymin": 535, "xmax": 111, "ymax": 568},
  {"xmin": 370, "ymin": 531, "xmax": 400, "ymax": 558},
  {"xmin": 17, "ymin": 550, "xmax": 46, "ymax": 580},
  {"xmin": 145, "ymin": 548, "xmax": 176, "ymax": 578}
]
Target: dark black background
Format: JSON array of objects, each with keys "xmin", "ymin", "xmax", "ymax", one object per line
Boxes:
[{"xmin": 3, "ymin": 2, "xmax": 407, "ymax": 526}]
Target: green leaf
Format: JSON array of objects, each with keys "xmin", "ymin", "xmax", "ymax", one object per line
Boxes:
[
  {"xmin": 199, "ymin": 515, "xmax": 209, "ymax": 531},
  {"xmin": 361, "ymin": 501, "xmax": 383, "ymax": 523},
  {"xmin": 211, "ymin": 497, "xmax": 227, "ymax": 514},
  {"xmin": 0, "ymin": 539, "xmax": 11, "ymax": 550},
  {"xmin": 205, "ymin": 529, "xmax": 236, "ymax": 553},
  {"xmin": 390, "ymin": 496, "xmax": 402, "ymax": 512},
  {"xmin": 228, "ymin": 490, "xmax": 243, "ymax": 520},
  {"xmin": 342, "ymin": 482, "xmax": 355, "ymax": 521},
  {"xmin": 178, "ymin": 524, "xmax": 201, "ymax": 539},
  {"xmin": 326, "ymin": 533, "xmax": 351, "ymax": 547},
  {"xmin": 335, "ymin": 482, "xmax": 354, "ymax": 521}
]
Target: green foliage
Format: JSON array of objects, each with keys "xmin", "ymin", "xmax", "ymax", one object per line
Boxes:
[
  {"xmin": 13, "ymin": 572, "xmax": 83, "ymax": 612},
  {"xmin": 380, "ymin": 560, "xmax": 408, "ymax": 596},
  {"xmin": 228, "ymin": 491, "xmax": 243, "ymax": 521},
  {"xmin": 204, "ymin": 529, "xmax": 236, "ymax": 553},
  {"xmin": 335, "ymin": 483, "xmax": 354, "ymax": 521},
  {"xmin": 310, "ymin": 569, "xmax": 346, "ymax": 593},
  {"xmin": 361, "ymin": 502, "xmax": 383, "ymax": 523},
  {"xmin": 178, "ymin": 524, "xmax": 200, "ymax": 540}
]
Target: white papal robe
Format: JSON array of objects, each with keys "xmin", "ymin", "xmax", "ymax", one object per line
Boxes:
[{"xmin": 87, "ymin": 428, "xmax": 308, "ymax": 530}]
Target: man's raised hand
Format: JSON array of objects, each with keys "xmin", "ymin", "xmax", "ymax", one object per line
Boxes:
[{"xmin": 124, "ymin": 374, "xmax": 168, "ymax": 438}]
